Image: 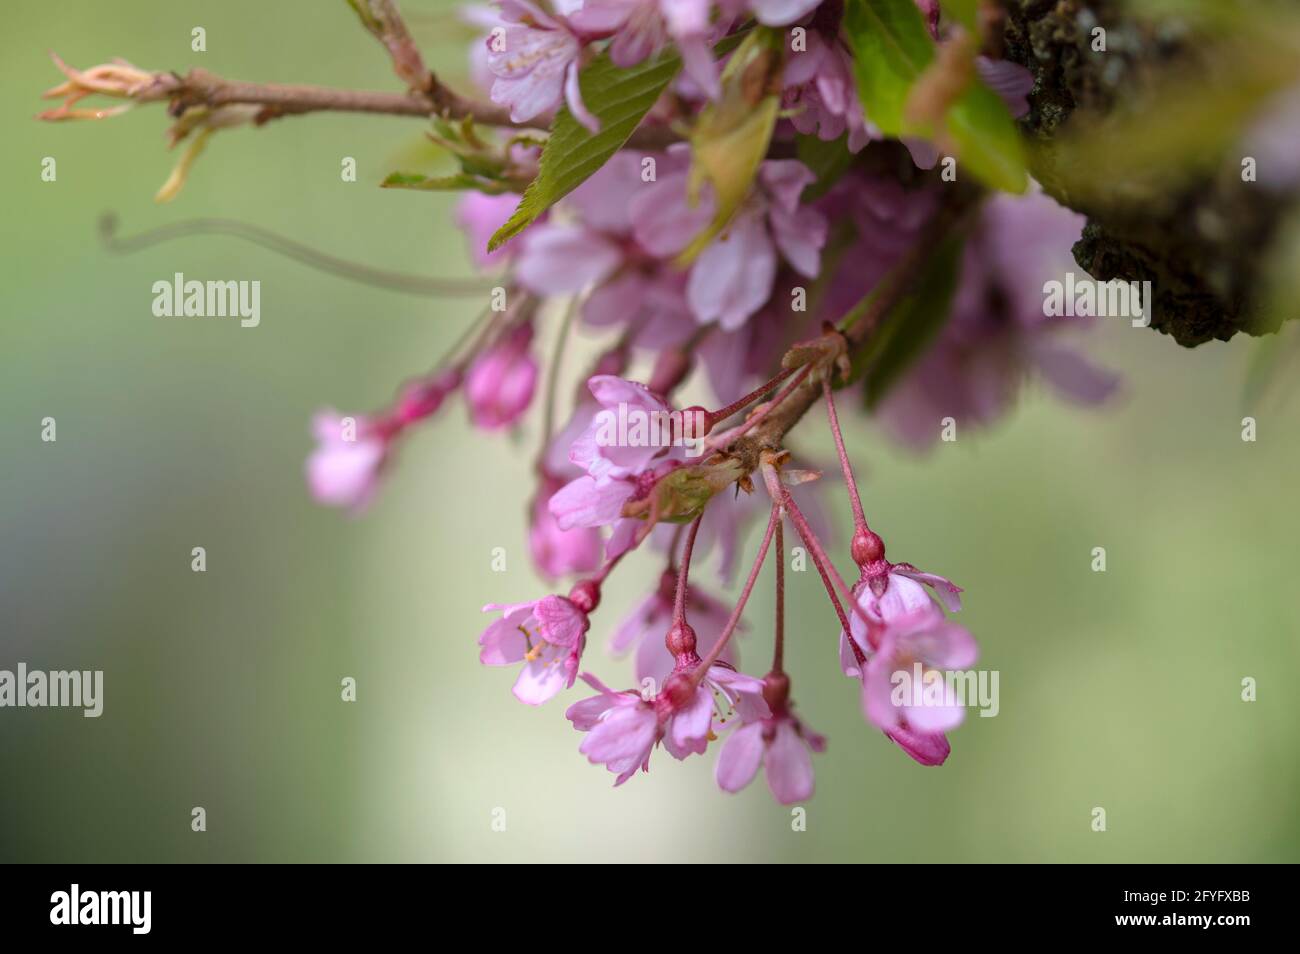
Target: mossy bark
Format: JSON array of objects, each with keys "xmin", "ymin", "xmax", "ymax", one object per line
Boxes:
[{"xmin": 1001, "ymin": 0, "xmax": 1291, "ymax": 346}]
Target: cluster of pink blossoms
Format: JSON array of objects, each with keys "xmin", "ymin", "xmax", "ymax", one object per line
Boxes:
[{"xmin": 303, "ymin": 0, "xmax": 1119, "ymax": 802}]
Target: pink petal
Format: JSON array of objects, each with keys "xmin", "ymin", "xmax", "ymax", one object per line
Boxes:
[
  {"xmin": 533, "ymin": 595, "xmax": 587, "ymax": 647},
  {"xmin": 516, "ymin": 225, "xmax": 623, "ymax": 294},
  {"xmin": 581, "ymin": 704, "xmax": 657, "ymax": 766},
  {"xmin": 750, "ymin": 0, "xmax": 822, "ymax": 25},
  {"xmin": 976, "ymin": 57, "xmax": 1034, "ymax": 119},
  {"xmin": 886, "ymin": 725, "xmax": 950, "ymax": 766},
  {"xmin": 548, "ymin": 475, "xmax": 631, "ymax": 530},
  {"xmin": 478, "ymin": 615, "xmax": 530, "ymax": 665},
  {"xmin": 587, "ymin": 374, "xmax": 668, "ymax": 414},
  {"xmin": 863, "ymin": 654, "xmax": 904, "ymax": 732},
  {"xmin": 564, "ymin": 60, "xmax": 601, "ymax": 134},
  {"xmin": 1030, "ymin": 341, "xmax": 1121, "ymax": 406},
  {"xmin": 765, "ymin": 721, "xmax": 816, "ymax": 804},
  {"xmin": 893, "ymin": 568, "xmax": 964, "ymax": 613},
  {"xmin": 667, "ymin": 685, "xmax": 714, "ymax": 757},
  {"xmin": 759, "ymin": 160, "xmax": 816, "ymax": 213},
  {"xmin": 715, "ymin": 722, "xmax": 765, "ymax": 793},
  {"xmin": 565, "ymin": 691, "xmax": 621, "ymax": 730},
  {"xmin": 512, "ymin": 652, "xmax": 570, "ymax": 704},
  {"xmin": 768, "ymin": 201, "xmax": 827, "ymax": 278},
  {"xmin": 675, "ymin": 34, "xmax": 720, "ymax": 100},
  {"xmin": 629, "ymin": 171, "xmax": 715, "ymax": 257},
  {"xmin": 687, "ymin": 210, "xmax": 777, "ymax": 330}
]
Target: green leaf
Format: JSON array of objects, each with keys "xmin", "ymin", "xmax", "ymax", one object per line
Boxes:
[
  {"xmin": 946, "ymin": 82, "xmax": 1028, "ymax": 193},
  {"xmin": 487, "ymin": 51, "xmax": 684, "ymax": 252},
  {"xmin": 674, "ymin": 28, "xmax": 785, "ymax": 262},
  {"xmin": 680, "ymin": 96, "xmax": 780, "ymax": 261},
  {"xmin": 843, "ymin": 0, "xmax": 935, "ymax": 137},
  {"xmin": 796, "ymin": 133, "xmax": 855, "ymax": 201},
  {"xmin": 858, "ymin": 232, "xmax": 965, "ymax": 407},
  {"xmin": 843, "ymin": 0, "xmax": 1027, "ymax": 193},
  {"xmin": 380, "ymin": 171, "xmax": 518, "ymax": 195},
  {"xmin": 939, "ymin": 0, "xmax": 978, "ymax": 31}
]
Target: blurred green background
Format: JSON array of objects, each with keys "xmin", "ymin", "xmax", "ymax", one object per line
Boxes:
[{"xmin": 2, "ymin": 0, "xmax": 1297, "ymax": 863}]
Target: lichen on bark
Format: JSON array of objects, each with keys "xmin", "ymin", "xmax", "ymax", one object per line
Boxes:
[{"xmin": 1001, "ymin": 0, "xmax": 1297, "ymax": 347}]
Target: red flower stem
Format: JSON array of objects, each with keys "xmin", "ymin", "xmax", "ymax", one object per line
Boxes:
[
  {"xmin": 692, "ymin": 505, "xmax": 780, "ymax": 683},
  {"xmin": 592, "ymin": 547, "xmax": 628, "ymax": 586},
  {"xmin": 772, "ymin": 517, "xmax": 786, "ymax": 674},
  {"xmin": 707, "ymin": 363, "xmax": 814, "ymax": 451},
  {"xmin": 823, "ymin": 378, "xmax": 869, "ymax": 535},
  {"xmin": 665, "ymin": 522, "xmax": 686, "ymax": 573},
  {"xmin": 781, "ymin": 489, "xmax": 868, "ymax": 667},
  {"xmin": 671, "ymin": 514, "xmax": 705, "ymax": 625},
  {"xmin": 706, "ymin": 366, "xmax": 797, "ymax": 427}
]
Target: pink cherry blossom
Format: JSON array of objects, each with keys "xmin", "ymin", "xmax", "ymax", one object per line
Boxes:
[
  {"xmin": 568, "ymin": 374, "xmax": 694, "ymax": 481},
  {"xmin": 840, "ymin": 559, "xmax": 963, "ymax": 677},
  {"xmin": 570, "ymin": 0, "xmax": 670, "ymax": 69},
  {"xmin": 305, "ymin": 411, "xmax": 388, "ymax": 511},
  {"xmin": 568, "ymin": 0, "xmax": 729, "ymax": 98},
  {"xmin": 456, "ymin": 191, "xmax": 520, "ymax": 269},
  {"xmin": 548, "ymin": 458, "xmax": 681, "ymax": 560},
  {"xmin": 716, "ymin": 709, "xmax": 826, "ymax": 804},
  {"xmin": 305, "ymin": 369, "xmax": 460, "ymax": 513},
  {"xmin": 782, "ymin": 29, "xmax": 875, "ymax": 152},
  {"xmin": 515, "ymin": 223, "xmax": 624, "ymax": 295},
  {"xmin": 486, "ymin": 1, "xmax": 599, "ymax": 133},
  {"xmin": 464, "ymin": 322, "xmax": 538, "ymax": 430},
  {"xmin": 479, "ymin": 591, "xmax": 594, "ymax": 704},
  {"xmin": 566, "ymin": 663, "xmax": 770, "ymax": 785},
  {"xmin": 530, "ymin": 471, "xmax": 604, "ymax": 581},
  {"xmin": 630, "ymin": 159, "xmax": 828, "ymax": 330},
  {"xmin": 513, "ymin": 150, "xmax": 704, "ymax": 345},
  {"xmin": 862, "ymin": 605, "xmax": 978, "ymax": 736}
]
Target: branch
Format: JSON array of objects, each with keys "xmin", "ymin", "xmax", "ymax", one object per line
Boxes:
[
  {"xmin": 173, "ymin": 68, "xmax": 521, "ymax": 128},
  {"xmin": 346, "ymin": 0, "xmax": 430, "ymax": 94},
  {"xmin": 39, "ymin": 57, "xmax": 681, "ymax": 150}
]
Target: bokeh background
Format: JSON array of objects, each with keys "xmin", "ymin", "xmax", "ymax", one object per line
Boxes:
[{"xmin": 3, "ymin": 0, "xmax": 1297, "ymax": 863}]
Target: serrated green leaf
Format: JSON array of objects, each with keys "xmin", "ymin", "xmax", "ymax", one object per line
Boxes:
[
  {"xmin": 487, "ymin": 52, "xmax": 684, "ymax": 252},
  {"xmin": 860, "ymin": 232, "xmax": 965, "ymax": 407},
  {"xmin": 947, "ymin": 81, "xmax": 1028, "ymax": 193},
  {"xmin": 843, "ymin": 0, "xmax": 935, "ymax": 137}
]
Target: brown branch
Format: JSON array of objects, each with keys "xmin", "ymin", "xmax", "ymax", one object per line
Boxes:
[
  {"xmin": 346, "ymin": 0, "xmax": 430, "ymax": 94},
  {"xmin": 172, "ymin": 68, "xmax": 522, "ymax": 128},
  {"xmin": 170, "ymin": 69, "xmax": 683, "ymax": 149}
]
